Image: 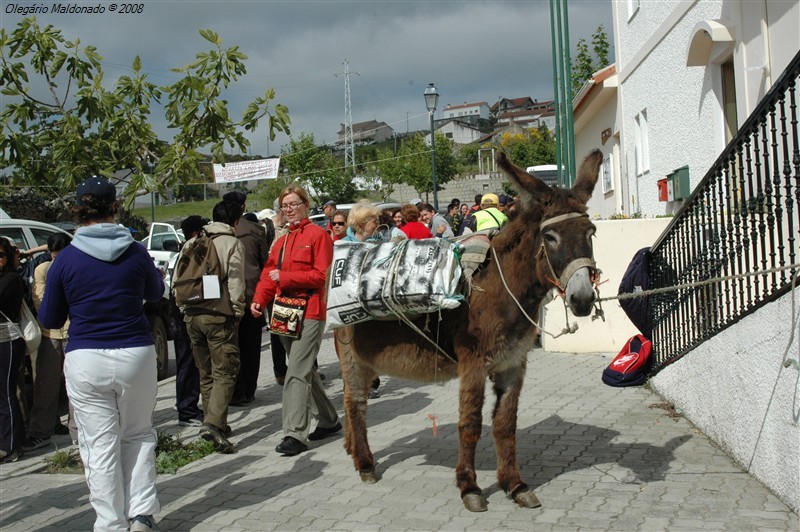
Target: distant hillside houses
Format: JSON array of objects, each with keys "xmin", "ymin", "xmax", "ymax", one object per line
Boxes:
[
  {"xmin": 338, "ymin": 95, "xmax": 555, "ymax": 146},
  {"xmin": 337, "ymin": 120, "xmax": 394, "ymax": 146}
]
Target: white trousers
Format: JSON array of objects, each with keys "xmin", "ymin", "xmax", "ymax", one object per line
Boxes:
[{"xmin": 65, "ymin": 346, "xmax": 160, "ymax": 531}]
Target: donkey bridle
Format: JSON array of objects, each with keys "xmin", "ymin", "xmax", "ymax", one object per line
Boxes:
[{"xmin": 536, "ymin": 212, "xmax": 596, "ymax": 293}]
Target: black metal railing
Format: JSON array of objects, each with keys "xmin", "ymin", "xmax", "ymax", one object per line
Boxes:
[{"xmin": 648, "ymin": 49, "xmax": 800, "ymax": 375}]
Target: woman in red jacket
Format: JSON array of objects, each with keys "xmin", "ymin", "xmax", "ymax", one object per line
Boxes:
[
  {"xmin": 250, "ymin": 185, "xmax": 341, "ymax": 456},
  {"xmin": 398, "ymin": 203, "xmax": 433, "ymax": 239}
]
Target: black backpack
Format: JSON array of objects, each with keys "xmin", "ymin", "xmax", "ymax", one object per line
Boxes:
[{"xmin": 618, "ymin": 247, "xmax": 652, "ymax": 338}]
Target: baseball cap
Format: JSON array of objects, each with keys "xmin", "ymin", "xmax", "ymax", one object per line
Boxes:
[
  {"xmin": 481, "ymin": 193, "xmax": 499, "ymax": 206},
  {"xmin": 323, "ymin": 200, "xmax": 337, "ymax": 208},
  {"xmin": 76, "ymin": 177, "xmax": 117, "ymax": 206},
  {"xmin": 498, "ymin": 194, "xmax": 510, "ymax": 206}
]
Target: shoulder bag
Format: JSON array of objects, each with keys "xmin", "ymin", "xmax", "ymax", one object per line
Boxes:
[
  {"xmin": 269, "ymin": 238, "xmax": 309, "ymax": 339},
  {"xmin": 1, "ymin": 302, "xmax": 41, "ymax": 354}
]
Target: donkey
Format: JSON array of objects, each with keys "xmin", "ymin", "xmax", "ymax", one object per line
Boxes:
[{"xmin": 334, "ymin": 150, "xmax": 603, "ymax": 512}]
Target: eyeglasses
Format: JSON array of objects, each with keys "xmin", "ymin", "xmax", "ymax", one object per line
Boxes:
[
  {"xmin": 331, "ymin": 221, "xmax": 346, "ymax": 227},
  {"xmin": 280, "ymin": 201, "xmax": 304, "ymax": 211}
]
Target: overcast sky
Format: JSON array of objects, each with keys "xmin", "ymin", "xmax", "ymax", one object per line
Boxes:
[{"xmin": 2, "ymin": 0, "xmax": 614, "ymax": 156}]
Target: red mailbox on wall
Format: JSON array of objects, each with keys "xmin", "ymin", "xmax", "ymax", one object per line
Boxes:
[{"xmin": 657, "ymin": 178, "xmax": 669, "ymax": 202}]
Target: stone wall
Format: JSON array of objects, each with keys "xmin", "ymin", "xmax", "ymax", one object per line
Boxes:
[{"xmin": 387, "ymin": 174, "xmax": 508, "ymax": 206}]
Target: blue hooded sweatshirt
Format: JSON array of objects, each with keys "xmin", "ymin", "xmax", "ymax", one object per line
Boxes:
[{"xmin": 39, "ymin": 223, "xmax": 164, "ymax": 353}]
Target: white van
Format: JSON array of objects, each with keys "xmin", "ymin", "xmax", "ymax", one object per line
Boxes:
[{"xmin": 525, "ymin": 164, "xmax": 561, "ymax": 186}]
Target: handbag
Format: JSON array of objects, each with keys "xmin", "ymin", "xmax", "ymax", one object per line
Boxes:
[
  {"xmin": 19, "ymin": 302, "xmax": 42, "ymax": 355},
  {"xmin": 1, "ymin": 303, "xmax": 41, "ymax": 354},
  {"xmin": 268, "ymin": 238, "xmax": 309, "ymax": 339},
  {"xmin": 269, "ymin": 294, "xmax": 308, "ymax": 338}
]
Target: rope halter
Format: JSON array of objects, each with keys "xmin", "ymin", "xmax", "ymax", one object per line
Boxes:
[{"xmin": 537, "ymin": 213, "xmax": 597, "ymax": 294}]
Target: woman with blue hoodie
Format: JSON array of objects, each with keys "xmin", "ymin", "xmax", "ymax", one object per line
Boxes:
[{"xmin": 39, "ymin": 177, "xmax": 164, "ymax": 532}]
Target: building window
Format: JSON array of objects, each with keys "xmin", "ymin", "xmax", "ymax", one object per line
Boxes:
[
  {"xmin": 634, "ymin": 110, "xmax": 650, "ymax": 176},
  {"xmin": 627, "ymin": 0, "xmax": 639, "ymax": 21},
  {"xmin": 601, "ymin": 153, "xmax": 614, "ymax": 193},
  {"xmin": 445, "ymin": 132, "xmax": 453, "ymax": 139}
]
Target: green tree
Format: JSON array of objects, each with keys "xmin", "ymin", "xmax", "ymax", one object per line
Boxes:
[
  {"xmin": 570, "ymin": 24, "xmax": 611, "ymax": 94},
  {"xmin": 376, "ymin": 132, "xmax": 456, "ymax": 199},
  {"xmin": 495, "ymin": 126, "xmax": 556, "ymax": 169},
  {"xmin": 0, "ymin": 18, "xmax": 290, "ymax": 207},
  {"xmin": 280, "ymin": 132, "xmax": 355, "ymax": 205}
]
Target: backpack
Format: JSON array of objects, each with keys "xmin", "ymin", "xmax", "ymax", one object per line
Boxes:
[
  {"xmin": 618, "ymin": 247, "xmax": 652, "ymax": 338},
  {"xmin": 173, "ymin": 230, "xmax": 226, "ymax": 307},
  {"xmin": 602, "ymin": 334, "xmax": 653, "ymax": 387}
]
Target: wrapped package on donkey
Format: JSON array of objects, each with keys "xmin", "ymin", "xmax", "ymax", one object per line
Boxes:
[{"xmin": 327, "ymin": 238, "xmax": 464, "ymax": 330}]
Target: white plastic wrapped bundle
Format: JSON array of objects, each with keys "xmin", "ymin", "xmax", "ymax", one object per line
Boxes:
[{"xmin": 327, "ymin": 238, "xmax": 463, "ymax": 330}]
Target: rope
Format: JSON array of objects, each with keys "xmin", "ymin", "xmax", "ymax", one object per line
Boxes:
[
  {"xmin": 490, "ymin": 245, "xmax": 577, "ymax": 339},
  {"xmin": 372, "ymin": 240, "xmax": 458, "ymax": 363},
  {"xmin": 598, "ymin": 263, "xmax": 800, "ymax": 303}
]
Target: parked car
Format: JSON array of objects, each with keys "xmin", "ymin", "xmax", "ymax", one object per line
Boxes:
[
  {"xmin": 0, "ymin": 216, "xmax": 72, "ymax": 255},
  {"xmin": 0, "ymin": 214, "xmax": 174, "ymax": 380}
]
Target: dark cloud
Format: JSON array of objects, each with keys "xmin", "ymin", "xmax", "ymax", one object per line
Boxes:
[{"xmin": 2, "ymin": 0, "xmax": 613, "ymax": 153}]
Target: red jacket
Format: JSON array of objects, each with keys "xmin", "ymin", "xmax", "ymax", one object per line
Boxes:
[
  {"xmin": 253, "ymin": 219, "xmax": 333, "ymax": 321},
  {"xmin": 400, "ymin": 221, "xmax": 433, "ymax": 239}
]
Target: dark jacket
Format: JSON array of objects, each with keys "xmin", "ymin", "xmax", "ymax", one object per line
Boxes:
[{"xmin": 235, "ymin": 217, "xmax": 270, "ymax": 303}]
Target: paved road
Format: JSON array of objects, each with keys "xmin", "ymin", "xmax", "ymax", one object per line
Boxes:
[{"xmin": 1, "ymin": 333, "xmax": 797, "ymax": 531}]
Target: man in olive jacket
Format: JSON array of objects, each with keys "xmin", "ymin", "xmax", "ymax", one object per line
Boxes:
[{"xmin": 177, "ymin": 200, "xmax": 245, "ymax": 453}]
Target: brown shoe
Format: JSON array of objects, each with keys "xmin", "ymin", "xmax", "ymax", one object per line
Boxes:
[
  {"xmin": 200, "ymin": 424, "xmax": 234, "ymax": 454},
  {"xmin": 275, "ymin": 375, "xmax": 285, "ymax": 386}
]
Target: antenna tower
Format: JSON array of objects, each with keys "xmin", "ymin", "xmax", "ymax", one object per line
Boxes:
[{"xmin": 335, "ymin": 60, "xmax": 359, "ymax": 175}]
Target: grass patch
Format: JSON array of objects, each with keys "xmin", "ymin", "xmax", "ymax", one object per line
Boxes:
[
  {"xmin": 42, "ymin": 431, "xmax": 215, "ymax": 475},
  {"xmin": 155, "ymin": 431, "xmax": 215, "ymax": 474},
  {"xmin": 43, "ymin": 448, "xmax": 83, "ymax": 474}
]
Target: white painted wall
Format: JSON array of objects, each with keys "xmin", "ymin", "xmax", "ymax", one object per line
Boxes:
[
  {"xmin": 649, "ymin": 287, "xmax": 800, "ymax": 513},
  {"xmin": 576, "ymin": 103, "xmax": 622, "ymax": 219},
  {"xmin": 541, "ymin": 218, "xmax": 672, "ymax": 353}
]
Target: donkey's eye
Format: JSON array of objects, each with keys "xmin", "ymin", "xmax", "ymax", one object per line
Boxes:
[{"xmin": 544, "ymin": 232, "xmax": 558, "ymax": 245}]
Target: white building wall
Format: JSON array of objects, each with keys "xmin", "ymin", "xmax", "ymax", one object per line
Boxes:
[
  {"xmin": 615, "ymin": 1, "xmax": 724, "ymax": 216},
  {"xmin": 542, "ymin": 218, "xmax": 671, "ymax": 353},
  {"xmin": 650, "ymin": 287, "xmax": 800, "ymax": 513},
  {"xmin": 576, "ymin": 103, "xmax": 621, "ymax": 219}
]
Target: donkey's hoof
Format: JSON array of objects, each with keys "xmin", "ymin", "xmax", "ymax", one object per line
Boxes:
[
  {"xmin": 513, "ymin": 489, "xmax": 542, "ymax": 508},
  {"xmin": 359, "ymin": 469, "xmax": 378, "ymax": 483},
  {"xmin": 462, "ymin": 493, "xmax": 488, "ymax": 512}
]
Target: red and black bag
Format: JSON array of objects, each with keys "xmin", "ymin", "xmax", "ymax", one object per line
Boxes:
[{"xmin": 602, "ymin": 334, "xmax": 652, "ymax": 387}]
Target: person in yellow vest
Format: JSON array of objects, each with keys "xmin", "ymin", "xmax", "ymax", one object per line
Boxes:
[{"xmin": 468, "ymin": 193, "xmax": 509, "ymax": 232}]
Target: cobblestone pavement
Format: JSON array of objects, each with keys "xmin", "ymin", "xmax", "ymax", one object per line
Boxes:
[{"xmin": 1, "ymin": 332, "xmax": 797, "ymax": 531}]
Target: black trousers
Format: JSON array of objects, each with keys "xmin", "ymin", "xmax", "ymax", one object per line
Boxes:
[
  {"xmin": 0, "ymin": 338, "xmax": 25, "ymax": 453},
  {"xmin": 174, "ymin": 325, "xmax": 202, "ymax": 422},
  {"xmin": 233, "ymin": 311, "xmax": 266, "ymax": 400}
]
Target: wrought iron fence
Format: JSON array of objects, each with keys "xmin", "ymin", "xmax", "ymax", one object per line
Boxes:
[{"xmin": 648, "ymin": 49, "xmax": 800, "ymax": 375}]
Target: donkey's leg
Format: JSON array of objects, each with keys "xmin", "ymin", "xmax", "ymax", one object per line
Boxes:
[
  {"xmin": 456, "ymin": 359, "xmax": 488, "ymax": 512},
  {"xmin": 335, "ymin": 331, "xmax": 378, "ymax": 483},
  {"xmin": 491, "ymin": 363, "xmax": 541, "ymax": 508}
]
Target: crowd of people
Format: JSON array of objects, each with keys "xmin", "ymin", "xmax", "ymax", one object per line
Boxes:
[{"xmin": 0, "ymin": 180, "xmax": 513, "ymax": 531}]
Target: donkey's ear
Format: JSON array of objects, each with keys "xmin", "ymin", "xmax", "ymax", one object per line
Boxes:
[
  {"xmin": 571, "ymin": 150, "xmax": 603, "ymax": 203},
  {"xmin": 496, "ymin": 151, "xmax": 552, "ymax": 205}
]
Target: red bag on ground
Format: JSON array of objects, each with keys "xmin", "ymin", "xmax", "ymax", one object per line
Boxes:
[{"xmin": 602, "ymin": 334, "xmax": 652, "ymax": 387}]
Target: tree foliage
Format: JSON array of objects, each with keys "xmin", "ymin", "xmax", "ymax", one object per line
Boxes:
[
  {"xmin": 571, "ymin": 24, "xmax": 611, "ymax": 94},
  {"xmin": 280, "ymin": 132, "xmax": 355, "ymax": 205},
  {"xmin": 375, "ymin": 132, "xmax": 457, "ymax": 199},
  {"xmin": 0, "ymin": 18, "xmax": 290, "ymax": 207},
  {"xmin": 493, "ymin": 126, "xmax": 556, "ymax": 169}
]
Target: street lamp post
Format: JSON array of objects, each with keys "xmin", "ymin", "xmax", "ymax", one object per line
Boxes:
[{"xmin": 424, "ymin": 83, "xmax": 439, "ymax": 211}]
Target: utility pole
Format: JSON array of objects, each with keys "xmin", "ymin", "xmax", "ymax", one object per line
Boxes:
[{"xmin": 335, "ymin": 60, "xmax": 359, "ymax": 176}]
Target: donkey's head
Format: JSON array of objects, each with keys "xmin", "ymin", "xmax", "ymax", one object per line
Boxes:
[{"xmin": 496, "ymin": 150, "xmax": 603, "ymax": 316}]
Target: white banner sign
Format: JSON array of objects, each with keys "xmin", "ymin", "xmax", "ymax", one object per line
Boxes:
[{"xmin": 213, "ymin": 158, "xmax": 281, "ymax": 184}]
